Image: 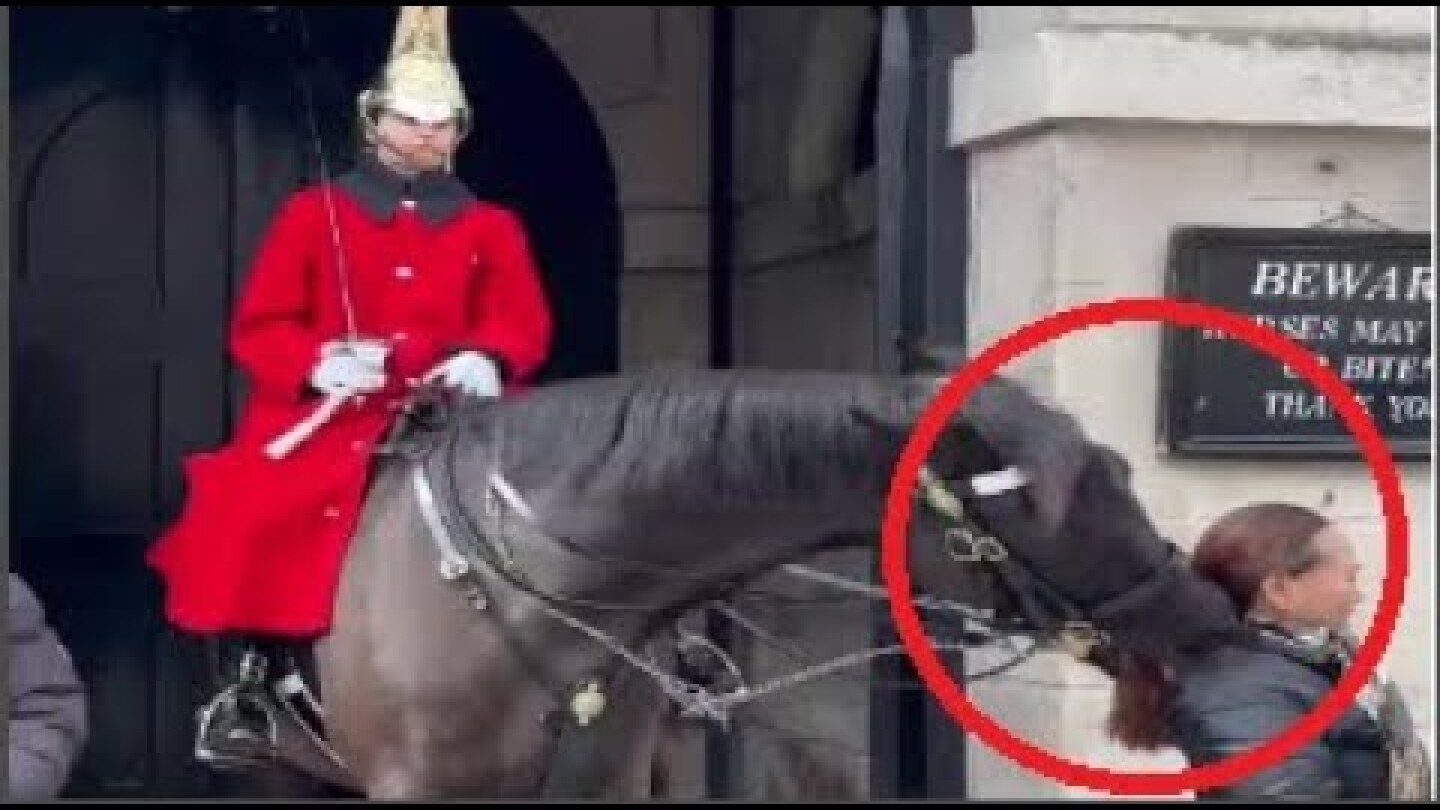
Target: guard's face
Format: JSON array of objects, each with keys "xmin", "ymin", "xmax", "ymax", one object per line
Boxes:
[{"xmin": 374, "ymin": 109, "xmax": 460, "ymax": 175}]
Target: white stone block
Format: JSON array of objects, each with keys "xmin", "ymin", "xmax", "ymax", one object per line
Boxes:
[
  {"xmin": 1364, "ymin": 6, "xmax": 1437, "ymax": 37},
  {"xmin": 1243, "ymin": 130, "xmax": 1432, "ymax": 204},
  {"xmin": 1059, "ymin": 6, "xmax": 1367, "ymax": 32},
  {"xmin": 952, "ymin": 27, "xmax": 1432, "ymax": 146},
  {"xmin": 972, "ymin": 6, "xmax": 1063, "ymax": 49}
]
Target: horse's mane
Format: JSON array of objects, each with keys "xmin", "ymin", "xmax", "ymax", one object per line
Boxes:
[
  {"xmin": 459, "ymin": 368, "xmax": 1097, "ymax": 525},
  {"xmin": 469, "ymin": 370, "xmax": 913, "ymax": 507}
]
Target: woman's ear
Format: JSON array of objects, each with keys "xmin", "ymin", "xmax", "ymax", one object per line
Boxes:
[{"xmin": 1256, "ymin": 571, "xmax": 1295, "ymax": 617}]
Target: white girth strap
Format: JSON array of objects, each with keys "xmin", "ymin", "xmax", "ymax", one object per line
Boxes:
[
  {"xmin": 489, "ymin": 470, "xmax": 536, "ymax": 522},
  {"xmin": 411, "ymin": 461, "xmax": 538, "ymax": 588},
  {"xmin": 412, "ymin": 462, "xmax": 472, "ymax": 581}
]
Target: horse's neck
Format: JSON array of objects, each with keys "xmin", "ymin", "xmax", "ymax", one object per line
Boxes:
[{"xmin": 457, "ymin": 387, "xmax": 901, "ymax": 612}]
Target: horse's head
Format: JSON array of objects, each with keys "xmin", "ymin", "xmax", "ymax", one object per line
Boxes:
[{"xmin": 858, "ymin": 372, "xmax": 1241, "ymax": 666}]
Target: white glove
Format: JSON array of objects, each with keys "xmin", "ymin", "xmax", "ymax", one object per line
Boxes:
[
  {"xmin": 309, "ymin": 341, "xmax": 387, "ymax": 397},
  {"xmin": 425, "ymin": 351, "xmax": 502, "ymax": 399}
]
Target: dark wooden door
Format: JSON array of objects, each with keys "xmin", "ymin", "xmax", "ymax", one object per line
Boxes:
[
  {"xmin": 11, "ymin": 6, "xmax": 248, "ymax": 798},
  {"xmin": 10, "ymin": 6, "xmax": 374, "ymax": 799}
]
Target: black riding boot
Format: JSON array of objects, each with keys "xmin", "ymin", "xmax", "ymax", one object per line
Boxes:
[
  {"xmin": 266, "ymin": 641, "xmax": 327, "ymax": 742},
  {"xmin": 195, "ymin": 635, "xmax": 314, "ymax": 767}
]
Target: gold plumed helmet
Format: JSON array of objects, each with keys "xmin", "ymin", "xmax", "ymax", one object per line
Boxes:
[{"xmin": 357, "ymin": 6, "xmax": 470, "ymax": 141}]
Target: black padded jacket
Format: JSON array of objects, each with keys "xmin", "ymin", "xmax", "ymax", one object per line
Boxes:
[{"xmin": 1170, "ymin": 628, "xmax": 1389, "ymax": 800}]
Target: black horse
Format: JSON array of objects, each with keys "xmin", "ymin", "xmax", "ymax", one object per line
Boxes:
[{"xmin": 244, "ymin": 367, "xmax": 1242, "ymax": 798}]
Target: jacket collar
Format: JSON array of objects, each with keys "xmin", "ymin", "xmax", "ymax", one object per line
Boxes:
[
  {"xmin": 1245, "ymin": 619, "xmax": 1352, "ymax": 677},
  {"xmin": 336, "ymin": 151, "xmax": 474, "ymax": 226}
]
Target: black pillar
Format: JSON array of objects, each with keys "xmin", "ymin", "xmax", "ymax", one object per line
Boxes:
[{"xmin": 871, "ymin": 5, "xmax": 975, "ymax": 799}]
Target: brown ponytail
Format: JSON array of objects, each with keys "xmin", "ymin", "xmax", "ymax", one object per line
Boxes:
[
  {"xmin": 1105, "ymin": 649, "xmax": 1178, "ymax": 750},
  {"xmin": 1105, "ymin": 503, "xmax": 1332, "ymax": 750}
]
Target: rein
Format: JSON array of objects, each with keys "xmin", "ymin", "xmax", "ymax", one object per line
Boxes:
[{"xmin": 393, "ymin": 396, "xmax": 1100, "ymax": 733}]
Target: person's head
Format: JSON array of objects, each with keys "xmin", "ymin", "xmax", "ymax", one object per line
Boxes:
[
  {"xmin": 1106, "ymin": 502, "xmax": 1361, "ymax": 750},
  {"xmin": 366, "ymin": 108, "xmax": 463, "ymax": 176},
  {"xmin": 1192, "ymin": 502, "xmax": 1361, "ymax": 634},
  {"xmin": 356, "ymin": 6, "xmax": 470, "ymax": 176}
]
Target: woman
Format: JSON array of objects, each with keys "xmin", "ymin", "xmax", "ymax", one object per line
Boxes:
[
  {"xmin": 8, "ymin": 574, "xmax": 89, "ymax": 800},
  {"xmin": 1106, "ymin": 502, "xmax": 1431, "ymax": 799}
]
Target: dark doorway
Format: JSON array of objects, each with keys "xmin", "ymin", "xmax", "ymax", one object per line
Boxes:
[{"xmin": 10, "ymin": 6, "xmax": 617, "ymax": 798}]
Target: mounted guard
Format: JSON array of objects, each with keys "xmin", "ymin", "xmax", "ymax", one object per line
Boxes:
[{"xmin": 144, "ymin": 5, "xmax": 553, "ymax": 767}]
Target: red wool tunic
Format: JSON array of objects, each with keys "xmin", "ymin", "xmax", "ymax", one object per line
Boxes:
[{"xmin": 146, "ymin": 164, "xmax": 552, "ymax": 638}]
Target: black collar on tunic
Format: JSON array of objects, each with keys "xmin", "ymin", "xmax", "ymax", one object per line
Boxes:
[{"xmin": 335, "ymin": 151, "xmax": 475, "ymax": 226}]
